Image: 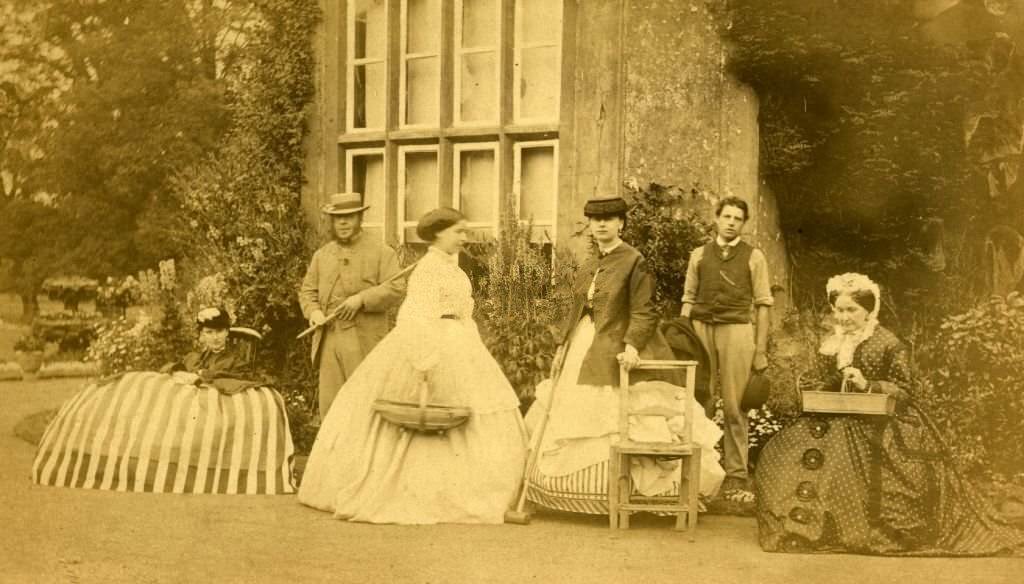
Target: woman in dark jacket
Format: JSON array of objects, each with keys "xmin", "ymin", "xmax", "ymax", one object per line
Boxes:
[{"xmin": 524, "ymin": 196, "xmax": 725, "ymax": 515}]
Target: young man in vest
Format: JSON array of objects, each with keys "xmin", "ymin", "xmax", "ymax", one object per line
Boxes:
[
  {"xmin": 680, "ymin": 196, "xmax": 773, "ymax": 503},
  {"xmin": 299, "ymin": 192, "xmax": 405, "ymax": 420}
]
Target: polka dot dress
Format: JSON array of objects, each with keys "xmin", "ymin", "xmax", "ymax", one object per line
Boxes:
[{"xmin": 755, "ymin": 326, "xmax": 1024, "ymax": 556}]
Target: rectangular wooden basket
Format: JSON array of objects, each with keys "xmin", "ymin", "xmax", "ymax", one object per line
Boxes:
[{"xmin": 801, "ymin": 391, "xmax": 895, "ymax": 416}]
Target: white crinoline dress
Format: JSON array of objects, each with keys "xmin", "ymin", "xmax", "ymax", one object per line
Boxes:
[{"xmin": 297, "ymin": 246, "xmax": 527, "ymax": 524}]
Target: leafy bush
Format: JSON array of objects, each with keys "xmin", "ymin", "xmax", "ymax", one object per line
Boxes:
[
  {"xmin": 32, "ymin": 311, "xmax": 102, "ymax": 353},
  {"xmin": 96, "ymin": 275, "xmax": 142, "ymax": 318},
  {"xmin": 173, "ymin": 0, "xmax": 319, "ymax": 386},
  {"xmin": 41, "ymin": 276, "xmax": 99, "ymax": 312},
  {"xmin": 473, "ymin": 214, "xmax": 576, "ymax": 408},
  {"xmin": 13, "ymin": 333, "xmax": 46, "ymax": 353},
  {"xmin": 917, "ymin": 292, "xmax": 1024, "ymax": 476},
  {"xmin": 622, "ymin": 182, "xmax": 712, "ymax": 317},
  {"xmin": 722, "ymin": 0, "xmax": 1023, "ymax": 332}
]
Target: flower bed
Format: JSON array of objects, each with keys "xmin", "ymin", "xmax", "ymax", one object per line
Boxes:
[
  {"xmin": 0, "ymin": 362, "xmax": 25, "ymax": 381},
  {"xmin": 36, "ymin": 361, "xmax": 100, "ymax": 379}
]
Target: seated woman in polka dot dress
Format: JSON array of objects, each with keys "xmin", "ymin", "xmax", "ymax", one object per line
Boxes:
[{"xmin": 755, "ymin": 273, "xmax": 1024, "ymax": 556}]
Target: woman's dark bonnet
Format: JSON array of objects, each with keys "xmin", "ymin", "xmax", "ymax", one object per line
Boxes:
[
  {"xmin": 583, "ymin": 196, "xmax": 629, "ymax": 231},
  {"xmin": 196, "ymin": 306, "xmax": 231, "ymax": 330}
]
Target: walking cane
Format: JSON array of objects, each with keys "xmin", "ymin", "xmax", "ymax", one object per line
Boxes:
[
  {"xmin": 505, "ymin": 342, "xmax": 569, "ymax": 525},
  {"xmin": 295, "ymin": 260, "xmax": 419, "ymax": 340}
]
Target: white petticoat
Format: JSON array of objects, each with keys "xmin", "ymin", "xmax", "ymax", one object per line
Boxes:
[{"xmin": 525, "ymin": 316, "xmax": 725, "ymax": 512}]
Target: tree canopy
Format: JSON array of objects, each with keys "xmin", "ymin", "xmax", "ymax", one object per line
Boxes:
[{"xmin": 724, "ymin": 0, "xmax": 1024, "ymax": 326}]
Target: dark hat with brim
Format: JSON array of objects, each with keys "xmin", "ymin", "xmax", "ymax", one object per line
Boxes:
[
  {"xmin": 741, "ymin": 369, "xmax": 771, "ymax": 411},
  {"xmin": 584, "ymin": 196, "xmax": 629, "ymax": 217},
  {"xmin": 196, "ymin": 306, "xmax": 232, "ymax": 330},
  {"xmin": 321, "ymin": 192, "xmax": 370, "ymax": 215}
]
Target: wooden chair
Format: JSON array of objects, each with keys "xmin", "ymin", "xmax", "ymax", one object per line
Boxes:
[
  {"xmin": 228, "ymin": 327, "xmax": 263, "ymax": 373},
  {"xmin": 608, "ymin": 359, "xmax": 701, "ymax": 531}
]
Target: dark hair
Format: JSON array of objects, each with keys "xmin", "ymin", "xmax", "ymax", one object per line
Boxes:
[
  {"xmin": 828, "ymin": 288, "xmax": 876, "ymax": 314},
  {"xmin": 416, "ymin": 207, "xmax": 465, "ymax": 242},
  {"xmin": 715, "ymin": 196, "xmax": 750, "ymax": 221}
]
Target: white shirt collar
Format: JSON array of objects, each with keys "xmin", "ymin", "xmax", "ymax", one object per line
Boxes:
[
  {"xmin": 716, "ymin": 235, "xmax": 742, "ymax": 248},
  {"xmin": 598, "ymin": 239, "xmax": 623, "ymax": 256}
]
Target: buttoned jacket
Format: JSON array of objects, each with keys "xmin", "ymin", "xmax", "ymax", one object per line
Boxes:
[
  {"xmin": 558, "ymin": 242, "xmax": 676, "ymax": 386},
  {"xmin": 298, "ymin": 234, "xmax": 405, "ymax": 366}
]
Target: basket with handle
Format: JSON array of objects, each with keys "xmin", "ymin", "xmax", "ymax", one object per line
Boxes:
[
  {"xmin": 372, "ymin": 376, "xmax": 471, "ymax": 434},
  {"xmin": 801, "ymin": 374, "xmax": 895, "ymax": 416}
]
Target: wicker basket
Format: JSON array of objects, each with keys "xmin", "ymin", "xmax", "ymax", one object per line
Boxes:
[{"xmin": 372, "ymin": 378, "xmax": 471, "ymax": 433}]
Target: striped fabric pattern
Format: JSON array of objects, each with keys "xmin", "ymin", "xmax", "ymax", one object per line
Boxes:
[
  {"xmin": 526, "ymin": 460, "xmax": 682, "ymax": 515},
  {"xmin": 32, "ymin": 372, "xmax": 296, "ymax": 495}
]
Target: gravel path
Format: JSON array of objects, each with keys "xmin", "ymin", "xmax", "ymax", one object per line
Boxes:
[{"xmin": 0, "ymin": 378, "xmax": 1019, "ymax": 584}]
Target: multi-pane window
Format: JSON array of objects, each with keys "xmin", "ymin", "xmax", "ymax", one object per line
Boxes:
[
  {"xmin": 454, "ymin": 142, "xmax": 500, "ymax": 236},
  {"xmin": 347, "ymin": 0, "xmax": 387, "ymax": 130},
  {"xmin": 345, "ymin": 148, "xmax": 386, "ymax": 240},
  {"xmin": 337, "ymin": 0, "xmax": 563, "ymax": 243}
]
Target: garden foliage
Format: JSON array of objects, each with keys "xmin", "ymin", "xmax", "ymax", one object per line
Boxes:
[
  {"xmin": 623, "ymin": 182, "xmax": 712, "ymax": 317},
  {"xmin": 917, "ymin": 292, "xmax": 1024, "ymax": 476},
  {"xmin": 472, "ymin": 211, "xmax": 576, "ymax": 408},
  {"xmin": 723, "ymin": 0, "xmax": 1024, "ymax": 331},
  {"xmin": 86, "ymin": 260, "xmax": 191, "ymax": 375}
]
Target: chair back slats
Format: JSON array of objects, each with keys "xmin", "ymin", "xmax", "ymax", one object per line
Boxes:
[{"xmin": 617, "ymin": 360, "xmax": 699, "ymax": 445}]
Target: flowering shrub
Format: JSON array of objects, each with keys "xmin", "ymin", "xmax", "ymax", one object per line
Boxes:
[
  {"xmin": 473, "ymin": 213, "xmax": 576, "ymax": 408},
  {"xmin": 917, "ymin": 292, "xmax": 1024, "ymax": 475},
  {"xmin": 85, "ymin": 260, "xmax": 193, "ymax": 375},
  {"xmin": 711, "ymin": 398, "xmax": 785, "ymax": 467},
  {"xmin": 13, "ymin": 333, "xmax": 46, "ymax": 352},
  {"xmin": 86, "ymin": 316, "xmax": 157, "ymax": 375},
  {"xmin": 96, "ymin": 275, "xmax": 142, "ymax": 318}
]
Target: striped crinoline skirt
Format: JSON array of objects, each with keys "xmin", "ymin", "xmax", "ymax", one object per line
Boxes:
[{"xmin": 32, "ymin": 372, "xmax": 296, "ymax": 494}]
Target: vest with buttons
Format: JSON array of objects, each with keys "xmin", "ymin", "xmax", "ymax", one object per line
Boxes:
[{"xmin": 691, "ymin": 241, "xmax": 755, "ymax": 324}]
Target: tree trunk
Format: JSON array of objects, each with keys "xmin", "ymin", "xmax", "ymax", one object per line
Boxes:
[{"xmin": 20, "ymin": 292, "xmax": 38, "ymax": 322}]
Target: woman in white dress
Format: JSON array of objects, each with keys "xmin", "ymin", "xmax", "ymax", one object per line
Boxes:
[{"xmin": 297, "ymin": 208, "xmax": 527, "ymax": 524}]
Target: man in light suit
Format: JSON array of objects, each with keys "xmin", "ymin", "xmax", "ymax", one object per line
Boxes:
[{"xmin": 299, "ymin": 192, "xmax": 404, "ymax": 419}]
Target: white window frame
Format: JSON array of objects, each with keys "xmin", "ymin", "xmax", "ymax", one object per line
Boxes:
[
  {"xmin": 346, "ymin": 0, "xmax": 388, "ymax": 133},
  {"xmin": 345, "ymin": 147, "xmax": 387, "ymax": 242},
  {"xmin": 399, "ymin": 0, "xmax": 442, "ymax": 129},
  {"xmin": 512, "ymin": 0, "xmax": 562, "ymax": 124},
  {"xmin": 397, "ymin": 144, "xmax": 441, "ymax": 242},
  {"xmin": 512, "ymin": 139, "xmax": 559, "ymax": 243},
  {"xmin": 452, "ymin": 142, "xmax": 500, "ymax": 237},
  {"xmin": 453, "ymin": 0, "xmax": 501, "ymax": 127}
]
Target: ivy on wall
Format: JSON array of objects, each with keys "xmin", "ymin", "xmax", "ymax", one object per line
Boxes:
[{"xmin": 174, "ymin": 0, "xmax": 321, "ymax": 395}]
